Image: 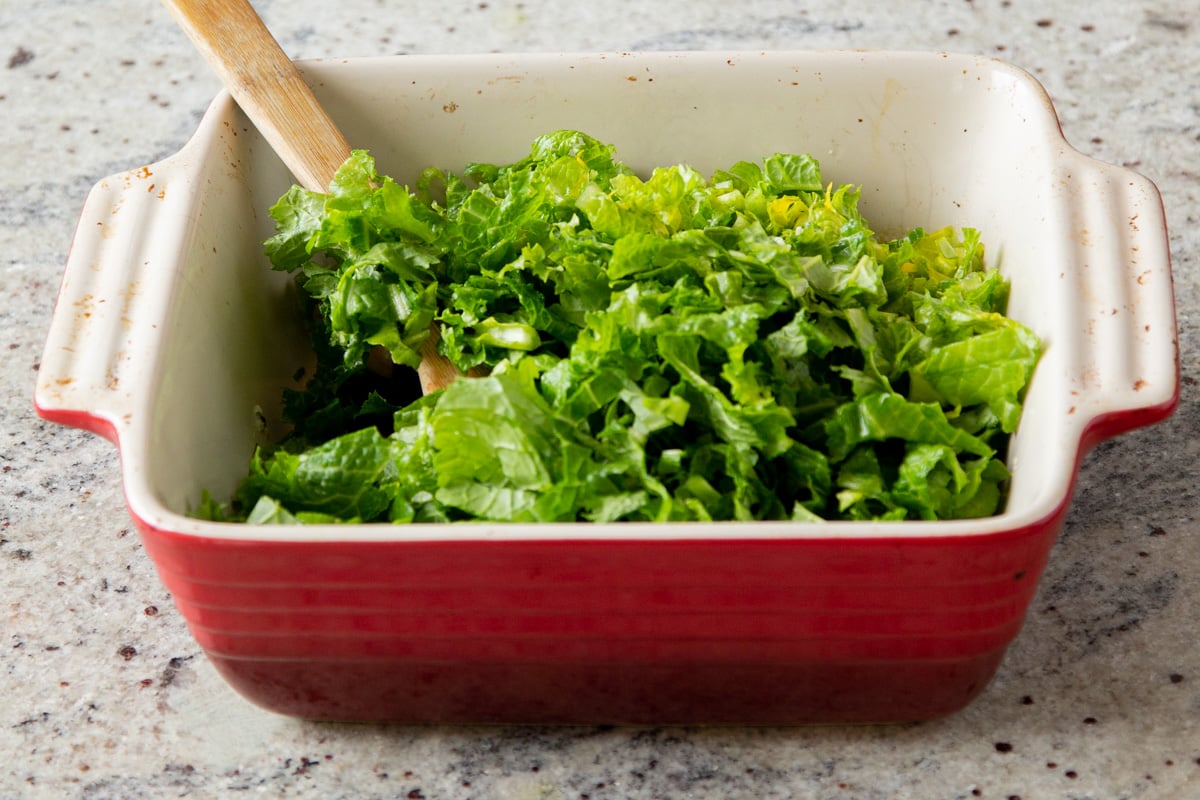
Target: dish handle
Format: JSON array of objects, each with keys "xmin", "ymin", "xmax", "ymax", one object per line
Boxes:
[
  {"xmin": 34, "ymin": 165, "xmax": 191, "ymax": 443},
  {"xmin": 1064, "ymin": 163, "xmax": 1179, "ymax": 450}
]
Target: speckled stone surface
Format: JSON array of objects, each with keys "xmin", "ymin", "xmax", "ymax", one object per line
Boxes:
[{"xmin": 3, "ymin": 0, "xmax": 1199, "ymax": 798}]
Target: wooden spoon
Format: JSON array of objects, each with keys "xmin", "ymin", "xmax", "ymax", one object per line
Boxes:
[{"xmin": 161, "ymin": 0, "xmax": 463, "ymax": 394}]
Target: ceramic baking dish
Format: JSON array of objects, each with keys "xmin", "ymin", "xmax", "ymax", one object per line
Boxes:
[{"xmin": 35, "ymin": 51, "xmax": 1177, "ymax": 724}]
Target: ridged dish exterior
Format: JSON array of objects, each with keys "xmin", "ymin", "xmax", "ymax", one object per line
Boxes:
[{"xmin": 139, "ymin": 514, "xmax": 1062, "ymax": 723}]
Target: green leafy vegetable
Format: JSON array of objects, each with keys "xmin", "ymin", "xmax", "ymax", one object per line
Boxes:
[{"xmin": 204, "ymin": 131, "xmax": 1041, "ymax": 524}]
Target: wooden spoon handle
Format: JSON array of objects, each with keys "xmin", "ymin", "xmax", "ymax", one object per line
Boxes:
[
  {"xmin": 163, "ymin": 0, "xmax": 467, "ymax": 394},
  {"xmin": 161, "ymin": 0, "xmax": 350, "ymax": 191}
]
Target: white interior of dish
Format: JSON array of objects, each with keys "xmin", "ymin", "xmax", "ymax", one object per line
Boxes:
[{"xmin": 118, "ymin": 51, "xmax": 1171, "ymax": 540}]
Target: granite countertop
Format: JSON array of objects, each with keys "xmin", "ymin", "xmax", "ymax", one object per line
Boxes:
[{"xmin": 3, "ymin": 0, "xmax": 1198, "ymax": 797}]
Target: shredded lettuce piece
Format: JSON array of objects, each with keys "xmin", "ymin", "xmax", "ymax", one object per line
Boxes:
[{"xmin": 206, "ymin": 131, "xmax": 1040, "ymax": 524}]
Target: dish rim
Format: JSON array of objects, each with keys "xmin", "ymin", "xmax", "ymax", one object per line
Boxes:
[{"xmin": 35, "ymin": 49, "xmax": 1179, "ymax": 544}]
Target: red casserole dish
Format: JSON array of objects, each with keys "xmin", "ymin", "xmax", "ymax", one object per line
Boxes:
[{"xmin": 34, "ymin": 51, "xmax": 1178, "ymax": 723}]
